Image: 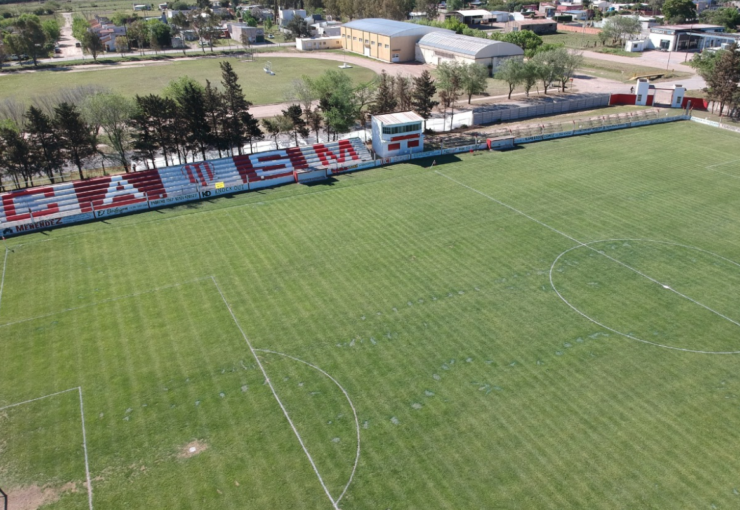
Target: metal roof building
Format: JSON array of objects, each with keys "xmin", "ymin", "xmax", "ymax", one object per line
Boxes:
[
  {"xmin": 415, "ymin": 33, "xmax": 524, "ymax": 74},
  {"xmin": 341, "ymin": 18, "xmax": 451, "ymax": 62}
]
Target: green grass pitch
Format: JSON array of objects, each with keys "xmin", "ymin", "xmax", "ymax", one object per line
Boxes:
[{"xmin": 2, "ymin": 121, "xmax": 740, "ymax": 509}]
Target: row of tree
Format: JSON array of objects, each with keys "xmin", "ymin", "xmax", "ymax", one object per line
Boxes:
[
  {"xmin": 0, "ymin": 61, "xmax": 260, "ymax": 189},
  {"xmin": 495, "ymin": 48, "xmax": 584, "ymax": 99}
]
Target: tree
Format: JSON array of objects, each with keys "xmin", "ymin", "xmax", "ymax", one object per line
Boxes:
[
  {"xmin": 306, "ymin": 108, "xmax": 323, "ymax": 142},
  {"xmin": 287, "ymin": 15, "xmax": 309, "ymax": 38},
  {"xmin": 203, "ymin": 80, "xmax": 227, "ymax": 158},
  {"xmin": 531, "ymin": 49, "xmax": 559, "ymax": 94},
  {"xmin": 704, "ymin": 43, "xmax": 740, "ymax": 116},
  {"xmin": 446, "ymin": 0, "xmax": 462, "ymax": 10},
  {"xmin": 82, "ymin": 30, "xmax": 105, "ymax": 62},
  {"xmin": 502, "ymin": 30, "xmax": 542, "ymax": 58},
  {"xmin": 261, "ymin": 116, "xmax": 290, "ymax": 149},
  {"xmin": 522, "ymin": 60, "xmax": 539, "ymax": 97},
  {"xmin": 220, "ymin": 60, "xmax": 259, "ymax": 155},
  {"xmin": 41, "ymin": 19, "xmax": 61, "ymax": 45},
  {"xmin": 147, "ymin": 19, "xmax": 172, "ymax": 49},
  {"xmin": 71, "ymin": 16, "xmax": 90, "ymax": 42},
  {"xmin": 282, "ymin": 104, "xmax": 309, "ymax": 145},
  {"xmin": 460, "ymin": 63, "xmax": 489, "ymax": 104},
  {"xmin": 0, "ymin": 125, "xmax": 35, "ymax": 188},
  {"xmin": 176, "ymin": 81, "xmax": 212, "ymax": 161},
  {"xmin": 82, "ymin": 93, "xmax": 135, "ymax": 172},
  {"xmin": 411, "ymin": 70, "xmax": 438, "ymax": 126},
  {"xmin": 309, "ymin": 70, "xmax": 357, "ymax": 140},
  {"xmin": 127, "ymin": 19, "xmax": 149, "ymax": 54},
  {"xmin": 553, "ymin": 48, "xmax": 583, "ymax": 92},
  {"xmin": 699, "ymin": 7, "xmax": 740, "ymax": 31},
  {"xmin": 25, "ymin": 106, "xmax": 62, "ymax": 183},
  {"xmin": 115, "ymin": 36, "xmax": 129, "ymax": 56},
  {"xmin": 54, "ymin": 102, "xmax": 95, "ymax": 180},
  {"xmin": 601, "ymin": 16, "xmax": 640, "ymax": 46},
  {"xmin": 662, "ymin": 0, "xmax": 696, "ymax": 23},
  {"xmin": 131, "ymin": 95, "xmax": 161, "ymax": 168},
  {"xmin": 495, "ymin": 58, "xmax": 525, "ymax": 99},
  {"xmin": 371, "ymin": 70, "xmax": 397, "ymax": 114},
  {"xmin": 5, "ymin": 14, "xmax": 48, "ymax": 66},
  {"xmin": 353, "ymin": 81, "xmax": 376, "ymax": 141},
  {"xmin": 414, "ymin": 0, "xmax": 438, "ymax": 19},
  {"xmin": 394, "ymin": 75, "xmax": 414, "ymax": 111},
  {"xmin": 287, "ymin": 77, "xmax": 317, "ymax": 121},
  {"xmin": 170, "ymin": 11, "xmax": 189, "ymax": 56},
  {"xmin": 240, "ymin": 30, "xmax": 252, "ymax": 59},
  {"xmin": 436, "ymin": 61, "xmax": 463, "ymax": 130}
]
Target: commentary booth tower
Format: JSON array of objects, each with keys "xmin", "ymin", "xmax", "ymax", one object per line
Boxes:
[{"xmin": 371, "ymin": 111, "xmax": 425, "ymax": 160}]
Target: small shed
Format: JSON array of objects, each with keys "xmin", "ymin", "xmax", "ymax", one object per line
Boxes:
[{"xmin": 371, "ymin": 111, "xmax": 425, "ymax": 159}]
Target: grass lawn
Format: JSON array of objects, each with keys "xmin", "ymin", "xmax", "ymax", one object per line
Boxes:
[
  {"xmin": 541, "ymin": 31, "xmax": 602, "ymax": 49},
  {"xmin": 2, "ymin": 121, "xmax": 740, "ymax": 508},
  {"xmin": 0, "ymin": 57, "xmax": 376, "ymax": 105},
  {"xmin": 578, "ymin": 57, "xmax": 693, "ymax": 83}
]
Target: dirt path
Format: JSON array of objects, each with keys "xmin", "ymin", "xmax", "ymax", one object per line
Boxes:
[{"xmin": 58, "ymin": 13, "xmax": 83, "ymax": 59}]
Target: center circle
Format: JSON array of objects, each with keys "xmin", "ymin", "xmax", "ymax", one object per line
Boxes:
[{"xmin": 549, "ymin": 239, "xmax": 740, "ymax": 354}]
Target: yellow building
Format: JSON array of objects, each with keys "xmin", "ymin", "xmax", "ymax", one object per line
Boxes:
[{"xmin": 341, "ymin": 19, "xmax": 452, "ymax": 63}]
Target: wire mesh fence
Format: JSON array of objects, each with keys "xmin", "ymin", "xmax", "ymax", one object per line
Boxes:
[{"xmin": 481, "ymin": 108, "xmax": 686, "ymax": 141}]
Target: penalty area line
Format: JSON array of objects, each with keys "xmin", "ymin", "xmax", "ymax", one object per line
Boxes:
[
  {"xmin": 0, "ymin": 387, "xmax": 94, "ymax": 510},
  {"xmin": 210, "ymin": 276, "xmax": 340, "ymax": 510}
]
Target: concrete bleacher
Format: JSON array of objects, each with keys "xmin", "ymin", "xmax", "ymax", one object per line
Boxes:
[{"xmin": 1, "ymin": 137, "xmax": 374, "ymax": 234}]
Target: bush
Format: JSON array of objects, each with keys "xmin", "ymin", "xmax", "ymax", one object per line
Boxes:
[{"xmin": 2, "ymin": 11, "xmax": 12, "ymax": 18}]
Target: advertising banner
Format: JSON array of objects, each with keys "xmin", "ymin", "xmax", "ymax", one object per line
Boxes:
[{"xmin": 149, "ymin": 192, "xmax": 201, "ymax": 208}]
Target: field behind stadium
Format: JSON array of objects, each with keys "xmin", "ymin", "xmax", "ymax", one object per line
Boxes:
[{"xmin": 2, "ymin": 121, "xmax": 740, "ymax": 509}]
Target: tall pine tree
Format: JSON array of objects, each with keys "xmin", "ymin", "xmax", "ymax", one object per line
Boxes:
[
  {"xmin": 25, "ymin": 106, "xmax": 62, "ymax": 183},
  {"xmin": 54, "ymin": 102, "xmax": 96, "ymax": 180},
  {"xmin": 411, "ymin": 70, "xmax": 438, "ymax": 127},
  {"xmin": 371, "ymin": 71, "xmax": 398, "ymax": 115},
  {"xmin": 220, "ymin": 61, "xmax": 260, "ymax": 155}
]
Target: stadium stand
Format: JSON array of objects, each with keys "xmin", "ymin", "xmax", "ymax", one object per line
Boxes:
[{"xmin": 0, "ymin": 138, "xmax": 373, "ymax": 235}]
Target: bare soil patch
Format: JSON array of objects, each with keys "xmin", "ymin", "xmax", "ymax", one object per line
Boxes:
[
  {"xmin": 178, "ymin": 440, "xmax": 208, "ymax": 459},
  {"xmin": 7, "ymin": 482, "xmax": 76, "ymax": 510}
]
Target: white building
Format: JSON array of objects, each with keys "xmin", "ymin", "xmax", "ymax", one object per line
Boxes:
[
  {"xmin": 415, "ymin": 32, "xmax": 524, "ymax": 73},
  {"xmin": 371, "ymin": 112, "xmax": 424, "ymax": 159},
  {"xmin": 648, "ymin": 23, "xmax": 724, "ymax": 51},
  {"xmin": 279, "ymin": 8, "xmax": 306, "ymax": 27},
  {"xmin": 296, "ymin": 36, "xmax": 343, "ymax": 50}
]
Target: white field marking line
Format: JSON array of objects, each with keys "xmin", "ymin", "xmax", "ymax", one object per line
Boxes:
[
  {"xmin": 0, "ymin": 276, "xmax": 212, "ymax": 329},
  {"xmin": 706, "ymin": 158, "xmax": 740, "ymax": 169},
  {"xmin": 549, "ymin": 239, "xmax": 740, "ymax": 355},
  {"xmin": 0, "ymin": 387, "xmax": 78, "ymax": 412},
  {"xmin": 435, "ymin": 171, "xmax": 585, "ymax": 246},
  {"xmin": 254, "ymin": 349, "xmax": 360, "ymax": 504},
  {"xmin": 0, "ymin": 247, "xmax": 7, "ymax": 315},
  {"xmin": 436, "ymin": 172, "xmax": 740, "ymax": 332},
  {"xmin": 78, "ymin": 386, "xmax": 94, "ymax": 510},
  {"xmin": 0, "ymin": 387, "xmax": 94, "ymax": 510},
  {"xmin": 210, "ymin": 276, "xmax": 340, "ymax": 510}
]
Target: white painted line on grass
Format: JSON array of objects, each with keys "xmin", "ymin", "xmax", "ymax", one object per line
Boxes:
[
  {"xmin": 549, "ymin": 240, "xmax": 740, "ymax": 355},
  {"xmin": 706, "ymin": 158, "xmax": 740, "ymax": 169},
  {"xmin": 255, "ymin": 349, "xmax": 360, "ymax": 504},
  {"xmin": 0, "ymin": 387, "xmax": 94, "ymax": 510},
  {"xmin": 0, "ymin": 387, "xmax": 78, "ymax": 412},
  {"xmin": 0, "ymin": 276, "xmax": 212, "ymax": 329},
  {"xmin": 435, "ymin": 171, "xmax": 585, "ymax": 247},
  {"xmin": 0, "ymin": 247, "xmax": 8, "ymax": 315},
  {"xmin": 211, "ymin": 276, "xmax": 340, "ymax": 510},
  {"xmin": 78, "ymin": 387, "xmax": 94, "ymax": 510},
  {"xmin": 436, "ymin": 173, "xmax": 740, "ymax": 352}
]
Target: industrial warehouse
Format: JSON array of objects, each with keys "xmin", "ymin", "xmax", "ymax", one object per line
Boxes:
[{"xmin": 340, "ymin": 18, "xmax": 524, "ymax": 67}]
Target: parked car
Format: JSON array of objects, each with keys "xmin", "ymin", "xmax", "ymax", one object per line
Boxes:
[
  {"xmin": 75, "ymin": 42, "xmax": 81, "ymax": 47},
  {"xmin": 54, "ymin": 46, "xmax": 62, "ymax": 54}
]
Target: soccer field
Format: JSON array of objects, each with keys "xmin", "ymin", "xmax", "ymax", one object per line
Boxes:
[{"xmin": 2, "ymin": 121, "xmax": 740, "ymax": 509}]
